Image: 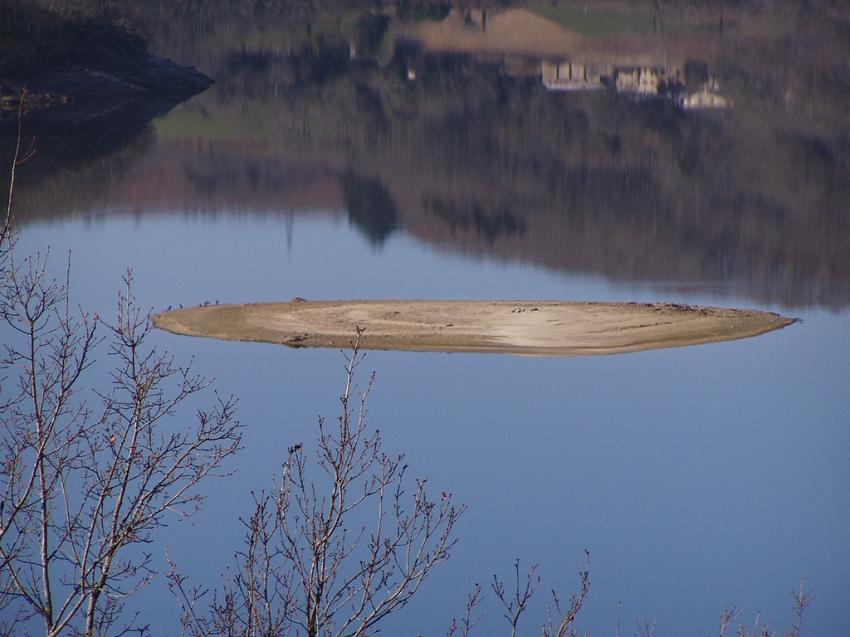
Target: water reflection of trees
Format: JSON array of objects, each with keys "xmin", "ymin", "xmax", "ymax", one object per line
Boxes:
[
  {"xmin": 9, "ymin": 4, "xmax": 850, "ymax": 309},
  {"xmin": 0, "ymin": 95, "xmax": 194, "ymax": 218},
  {"xmin": 342, "ymin": 173, "xmax": 399, "ymax": 246}
]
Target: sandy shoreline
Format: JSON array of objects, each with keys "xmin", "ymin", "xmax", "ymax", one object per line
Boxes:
[{"xmin": 152, "ymin": 300, "xmax": 794, "ymax": 356}]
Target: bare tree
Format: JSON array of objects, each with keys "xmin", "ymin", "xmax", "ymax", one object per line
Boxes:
[
  {"xmin": 542, "ymin": 550, "xmax": 590, "ymax": 637},
  {"xmin": 491, "ymin": 560, "xmax": 541, "ymax": 637},
  {"xmin": 1, "ymin": 90, "xmax": 36, "ymax": 270},
  {"xmin": 635, "ymin": 614, "xmax": 658, "ymax": 637},
  {"xmin": 786, "ymin": 579, "xmax": 812, "ymax": 637},
  {"xmin": 446, "ymin": 583, "xmax": 483, "ymax": 637},
  {"xmin": 487, "ymin": 555, "xmax": 589, "ymax": 637},
  {"xmin": 715, "ymin": 578, "xmax": 813, "ymax": 637},
  {"xmin": 443, "ymin": 555, "xmax": 814, "ymax": 637},
  {"xmin": 1, "ymin": 143, "xmax": 242, "ymax": 636},
  {"xmin": 718, "ymin": 606, "xmax": 743, "ymax": 637},
  {"xmin": 170, "ymin": 329, "xmax": 463, "ymax": 637}
]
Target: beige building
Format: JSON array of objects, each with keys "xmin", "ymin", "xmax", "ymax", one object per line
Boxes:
[
  {"xmin": 614, "ymin": 67, "xmax": 664, "ymax": 95},
  {"xmin": 541, "ymin": 60, "xmax": 607, "ymax": 91}
]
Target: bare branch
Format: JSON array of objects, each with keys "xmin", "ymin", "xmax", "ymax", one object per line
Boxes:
[
  {"xmin": 543, "ymin": 549, "xmax": 590, "ymax": 637},
  {"xmin": 177, "ymin": 330, "xmax": 462, "ymax": 637},
  {"xmin": 491, "ymin": 560, "xmax": 540, "ymax": 637},
  {"xmin": 786, "ymin": 579, "xmax": 812, "ymax": 637},
  {"xmin": 447, "ymin": 582, "xmax": 483, "ymax": 637}
]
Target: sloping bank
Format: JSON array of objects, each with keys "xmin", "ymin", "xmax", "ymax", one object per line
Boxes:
[{"xmin": 153, "ymin": 300, "xmax": 794, "ymax": 356}]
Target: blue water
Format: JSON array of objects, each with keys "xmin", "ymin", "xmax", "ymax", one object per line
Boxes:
[{"xmin": 15, "ymin": 212, "xmax": 850, "ymax": 636}]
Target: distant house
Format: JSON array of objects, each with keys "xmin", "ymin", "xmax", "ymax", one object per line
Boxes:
[
  {"xmin": 540, "ymin": 57, "xmax": 729, "ymax": 109},
  {"xmin": 614, "ymin": 66, "xmax": 664, "ymax": 95},
  {"xmin": 541, "ymin": 60, "xmax": 607, "ymax": 91}
]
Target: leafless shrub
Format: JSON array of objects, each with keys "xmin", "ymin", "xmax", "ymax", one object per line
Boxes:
[
  {"xmin": 170, "ymin": 329, "xmax": 463, "ymax": 637},
  {"xmin": 445, "ymin": 553, "xmax": 590, "ymax": 637},
  {"xmin": 635, "ymin": 614, "xmax": 658, "ymax": 637},
  {"xmin": 542, "ymin": 550, "xmax": 591, "ymax": 637},
  {"xmin": 444, "ymin": 556, "xmax": 814, "ymax": 637},
  {"xmin": 718, "ymin": 606, "xmax": 743, "ymax": 637},
  {"xmin": 1, "ymin": 138, "xmax": 242, "ymax": 636},
  {"xmin": 492, "ymin": 560, "xmax": 541, "ymax": 637},
  {"xmin": 715, "ymin": 578, "xmax": 813, "ymax": 637},
  {"xmin": 446, "ymin": 582, "xmax": 483, "ymax": 637},
  {"xmin": 787, "ymin": 579, "xmax": 812, "ymax": 637}
]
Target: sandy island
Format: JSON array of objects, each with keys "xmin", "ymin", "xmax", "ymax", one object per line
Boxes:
[{"xmin": 152, "ymin": 300, "xmax": 794, "ymax": 356}]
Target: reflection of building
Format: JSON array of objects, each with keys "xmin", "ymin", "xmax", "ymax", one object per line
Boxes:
[
  {"xmin": 682, "ymin": 88, "xmax": 728, "ymax": 109},
  {"xmin": 681, "ymin": 78, "xmax": 728, "ymax": 109}
]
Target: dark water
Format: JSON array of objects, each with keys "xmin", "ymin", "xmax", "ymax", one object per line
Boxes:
[{"xmin": 5, "ymin": 3, "xmax": 850, "ymax": 635}]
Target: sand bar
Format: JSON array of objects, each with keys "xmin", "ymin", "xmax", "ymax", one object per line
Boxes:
[{"xmin": 152, "ymin": 300, "xmax": 794, "ymax": 356}]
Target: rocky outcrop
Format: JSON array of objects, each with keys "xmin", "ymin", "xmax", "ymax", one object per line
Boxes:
[{"xmin": 0, "ymin": 1, "xmax": 212, "ymax": 109}]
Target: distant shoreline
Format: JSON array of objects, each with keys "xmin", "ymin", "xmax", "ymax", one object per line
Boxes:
[
  {"xmin": 153, "ymin": 300, "xmax": 794, "ymax": 356},
  {"xmin": 0, "ymin": 52, "xmax": 212, "ymax": 111}
]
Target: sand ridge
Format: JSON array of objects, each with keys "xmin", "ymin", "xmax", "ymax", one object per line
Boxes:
[
  {"xmin": 152, "ymin": 300, "xmax": 794, "ymax": 356},
  {"xmin": 396, "ymin": 8, "xmax": 585, "ymax": 58}
]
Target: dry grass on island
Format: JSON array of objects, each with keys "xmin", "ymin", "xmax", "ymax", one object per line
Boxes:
[{"xmin": 152, "ymin": 300, "xmax": 794, "ymax": 356}]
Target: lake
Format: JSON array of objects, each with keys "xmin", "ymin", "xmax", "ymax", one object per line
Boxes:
[{"xmin": 5, "ymin": 3, "xmax": 850, "ymax": 635}]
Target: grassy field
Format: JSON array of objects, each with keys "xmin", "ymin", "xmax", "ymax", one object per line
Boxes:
[
  {"xmin": 529, "ymin": 1, "xmax": 654, "ymax": 37},
  {"xmin": 154, "ymin": 108, "xmax": 269, "ymax": 142}
]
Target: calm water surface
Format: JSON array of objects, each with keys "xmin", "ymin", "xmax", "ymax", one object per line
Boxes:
[
  {"xmin": 16, "ymin": 213, "xmax": 850, "ymax": 636},
  {"xmin": 6, "ymin": 3, "xmax": 850, "ymax": 635}
]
